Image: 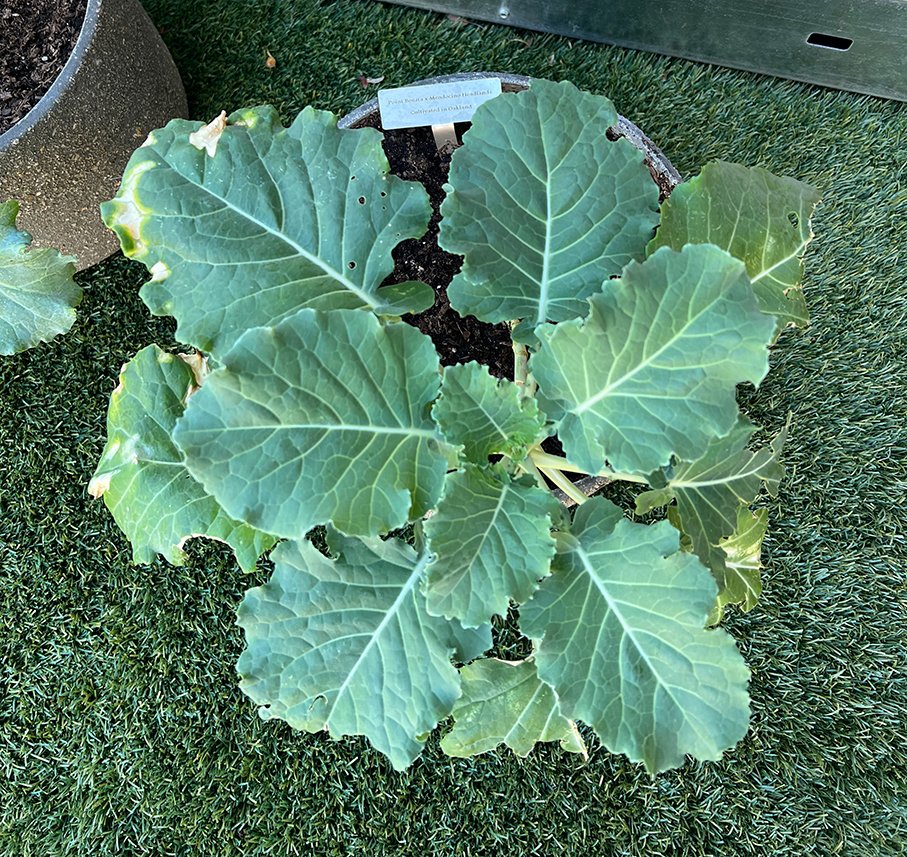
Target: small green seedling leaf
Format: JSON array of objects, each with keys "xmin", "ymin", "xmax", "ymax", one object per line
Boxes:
[
  {"xmin": 101, "ymin": 106, "xmax": 433, "ymax": 358},
  {"xmin": 424, "ymin": 466, "xmax": 558, "ymax": 627},
  {"xmin": 0, "ymin": 200, "xmax": 81, "ymax": 355},
  {"xmin": 237, "ymin": 531, "xmax": 486, "ymax": 771},
  {"xmin": 88, "ymin": 345, "xmax": 276, "ymax": 570},
  {"xmin": 439, "ymin": 78, "xmax": 659, "ymax": 327},
  {"xmin": 173, "ymin": 309, "xmax": 448, "ymax": 539},
  {"xmin": 521, "ymin": 496, "xmax": 750, "ymax": 774},
  {"xmin": 532, "ymin": 244, "xmax": 776, "ymax": 475},
  {"xmin": 441, "ymin": 658, "xmax": 586, "ymax": 758},
  {"xmin": 432, "ymin": 361, "xmax": 548, "ymax": 463},
  {"xmin": 649, "ymin": 161, "xmax": 820, "ymax": 330}
]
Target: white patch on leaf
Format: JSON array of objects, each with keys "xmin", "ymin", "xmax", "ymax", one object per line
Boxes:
[
  {"xmin": 189, "ymin": 111, "xmax": 228, "ymax": 157},
  {"xmin": 149, "ymin": 261, "xmax": 170, "ymax": 282}
]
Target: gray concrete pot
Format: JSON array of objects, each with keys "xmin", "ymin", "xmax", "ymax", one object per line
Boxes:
[
  {"xmin": 338, "ymin": 71, "xmax": 681, "ymax": 195},
  {"xmin": 0, "ymin": 0, "xmax": 188, "ymax": 270}
]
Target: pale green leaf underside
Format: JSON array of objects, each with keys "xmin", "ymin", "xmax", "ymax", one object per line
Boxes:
[
  {"xmin": 87, "ymin": 346, "xmax": 275, "ymax": 571},
  {"xmin": 237, "ymin": 533, "xmax": 485, "ymax": 771},
  {"xmin": 101, "ymin": 106, "xmax": 432, "ymax": 357},
  {"xmin": 441, "ymin": 659, "xmax": 586, "ymax": 758},
  {"xmin": 521, "ymin": 497, "xmax": 750, "ymax": 773},
  {"xmin": 532, "ymin": 244, "xmax": 776, "ymax": 475},
  {"xmin": 174, "ymin": 309, "xmax": 447, "ymax": 539},
  {"xmin": 432, "ymin": 361, "xmax": 547, "ymax": 463},
  {"xmin": 0, "ymin": 199, "xmax": 81, "ymax": 355},
  {"xmin": 635, "ymin": 418, "xmax": 784, "ymax": 615},
  {"xmin": 649, "ymin": 161, "xmax": 819, "ymax": 328},
  {"xmin": 439, "ymin": 78, "xmax": 659, "ymax": 326},
  {"xmin": 424, "ymin": 466, "xmax": 557, "ymax": 627},
  {"xmin": 710, "ymin": 507, "xmax": 768, "ymax": 624}
]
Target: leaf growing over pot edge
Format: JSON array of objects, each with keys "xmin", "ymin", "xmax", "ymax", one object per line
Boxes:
[
  {"xmin": 531, "ymin": 244, "xmax": 776, "ymax": 475},
  {"xmin": 237, "ymin": 532, "xmax": 486, "ymax": 771},
  {"xmin": 88, "ymin": 345, "xmax": 276, "ymax": 571},
  {"xmin": 173, "ymin": 309, "xmax": 448, "ymax": 539},
  {"xmin": 439, "ymin": 78, "xmax": 659, "ymax": 327},
  {"xmin": 441, "ymin": 658, "xmax": 586, "ymax": 759},
  {"xmin": 0, "ymin": 199, "xmax": 81, "ymax": 355},
  {"xmin": 648, "ymin": 161, "xmax": 820, "ymax": 329},
  {"xmin": 101, "ymin": 106, "xmax": 433, "ymax": 358},
  {"xmin": 520, "ymin": 496, "xmax": 751, "ymax": 774},
  {"xmin": 424, "ymin": 466, "xmax": 558, "ymax": 627}
]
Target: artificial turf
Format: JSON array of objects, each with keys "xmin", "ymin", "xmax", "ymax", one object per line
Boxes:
[{"xmin": 1, "ymin": 1, "xmax": 905, "ymax": 854}]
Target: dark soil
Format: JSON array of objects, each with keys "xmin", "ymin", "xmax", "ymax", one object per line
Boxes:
[
  {"xmin": 0, "ymin": 0, "xmax": 88, "ymax": 136},
  {"xmin": 361, "ymin": 106, "xmax": 673, "ymax": 382},
  {"xmin": 370, "ymin": 117, "xmax": 517, "ymax": 380}
]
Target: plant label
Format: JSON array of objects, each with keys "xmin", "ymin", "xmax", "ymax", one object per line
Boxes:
[{"xmin": 377, "ymin": 78, "xmax": 503, "ymax": 130}]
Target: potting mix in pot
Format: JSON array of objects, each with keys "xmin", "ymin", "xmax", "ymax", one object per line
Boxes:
[
  {"xmin": 0, "ymin": 0, "xmax": 88, "ymax": 136},
  {"xmin": 89, "ymin": 78, "xmax": 819, "ymax": 773}
]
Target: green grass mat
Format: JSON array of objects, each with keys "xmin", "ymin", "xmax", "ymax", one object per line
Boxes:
[{"xmin": 1, "ymin": 1, "xmax": 905, "ymax": 854}]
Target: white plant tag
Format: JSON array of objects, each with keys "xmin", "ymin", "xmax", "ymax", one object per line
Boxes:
[{"xmin": 377, "ymin": 78, "xmax": 503, "ymax": 130}]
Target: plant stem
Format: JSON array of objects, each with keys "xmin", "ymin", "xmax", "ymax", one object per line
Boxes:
[
  {"xmin": 529, "ymin": 449, "xmax": 649, "ymax": 484},
  {"xmin": 518, "ymin": 455, "xmax": 550, "ymax": 492},
  {"xmin": 538, "ymin": 465, "xmax": 589, "ymax": 505},
  {"xmin": 511, "ymin": 326, "xmax": 530, "ymax": 395}
]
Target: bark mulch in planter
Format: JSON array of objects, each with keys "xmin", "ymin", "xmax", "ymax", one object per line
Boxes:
[{"xmin": 0, "ymin": 0, "xmax": 88, "ymax": 136}]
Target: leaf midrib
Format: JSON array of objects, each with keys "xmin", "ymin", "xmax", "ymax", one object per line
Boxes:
[
  {"xmin": 572, "ymin": 277, "xmax": 725, "ymax": 416},
  {"xmin": 572, "ymin": 541, "xmax": 715, "ymax": 752},
  {"xmin": 159, "ymin": 145, "xmax": 381, "ymax": 310},
  {"xmin": 329, "ymin": 553, "xmax": 430, "ymax": 721}
]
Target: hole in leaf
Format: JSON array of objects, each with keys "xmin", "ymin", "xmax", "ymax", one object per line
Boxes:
[
  {"xmin": 380, "ymin": 191, "xmax": 387, "ymax": 197},
  {"xmin": 806, "ymin": 32, "xmax": 853, "ymax": 51},
  {"xmin": 347, "ymin": 261, "xmax": 356, "ymax": 269},
  {"xmin": 358, "ymin": 196, "xmax": 366, "ymax": 205},
  {"xmin": 788, "ymin": 212, "xmax": 800, "ymax": 228}
]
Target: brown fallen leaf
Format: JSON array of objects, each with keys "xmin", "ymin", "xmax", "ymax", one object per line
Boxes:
[
  {"xmin": 265, "ymin": 50, "xmax": 276, "ymax": 69},
  {"xmin": 358, "ymin": 74, "xmax": 385, "ymax": 88}
]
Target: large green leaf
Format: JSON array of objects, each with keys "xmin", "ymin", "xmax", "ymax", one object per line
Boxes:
[
  {"xmin": 432, "ymin": 361, "xmax": 547, "ymax": 464},
  {"xmin": 438, "ymin": 78, "xmax": 659, "ymax": 327},
  {"xmin": 649, "ymin": 161, "xmax": 820, "ymax": 329},
  {"xmin": 173, "ymin": 309, "xmax": 447, "ymax": 539},
  {"xmin": 520, "ymin": 497, "xmax": 750, "ymax": 773},
  {"xmin": 0, "ymin": 200, "xmax": 81, "ymax": 355},
  {"xmin": 88, "ymin": 346, "xmax": 276, "ymax": 571},
  {"xmin": 423, "ymin": 466, "xmax": 558, "ymax": 627},
  {"xmin": 532, "ymin": 244, "xmax": 776, "ymax": 475},
  {"xmin": 101, "ymin": 106, "xmax": 433, "ymax": 357},
  {"xmin": 635, "ymin": 417, "xmax": 785, "ymax": 577},
  {"xmin": 441, "ymin": 659, "xmax": 586, "ymax": 758},
  {"xmin": 237, "ymin": 532, "xmax": 486, "ymax": 771}
]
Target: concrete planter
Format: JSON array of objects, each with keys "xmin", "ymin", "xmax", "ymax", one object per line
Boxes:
[{"xmin": 0, "ymin": 0, "xmax": 188, "ymax": 269}]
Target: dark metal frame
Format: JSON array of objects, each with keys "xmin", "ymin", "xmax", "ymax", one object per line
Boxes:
[{"xmin": 375, "ymin": 0, "xmax": 907, "ymax": 101}]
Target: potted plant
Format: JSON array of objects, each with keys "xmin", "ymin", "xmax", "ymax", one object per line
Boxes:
[
  {"xmin": 0, "ymin": 0, "xmax": 187, "ymax": 268},
  {"xmin": 89, "ymin": 76, "xmax": 819, "ymax": 773}
]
